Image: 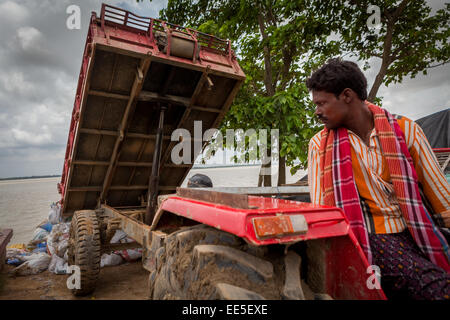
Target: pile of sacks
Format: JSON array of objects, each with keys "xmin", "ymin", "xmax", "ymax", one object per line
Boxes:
[
  {"xmin": 6, "ymin": 203, "xmax": 142, "ymax": 276},
  {"xmin": 6, "ymin": 203, "xmax": 62, "ymax": 276},
  {"xmin": 100, "ymin": 230, "xmax": 143, "ymax": 268}
]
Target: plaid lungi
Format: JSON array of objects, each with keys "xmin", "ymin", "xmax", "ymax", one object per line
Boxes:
[{"xmin": 369, "ymin": 231, "xmax": 450, "ymax": 300}]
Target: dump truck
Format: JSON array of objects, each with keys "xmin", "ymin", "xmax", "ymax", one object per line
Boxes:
[{"xmin": 60, "ymin": 4, "xmax": 443, "ymax": 300}]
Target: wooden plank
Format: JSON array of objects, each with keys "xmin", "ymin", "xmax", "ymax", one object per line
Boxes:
[
  {"xmin": 124, "ymin": 135, "xmax": 151, "ymax": 203},
  {"xmin": 72, "ymin": 160, "xmax": 190, "ymax": 167},
  {"xmin": 176, "ymin": 187, "xmax": 249, "ymax": 209},
  {"xmin": 191, "ymin": 105, "xmax": 221, "ymax": 113},
  {"xmin": 118, "ymin": 161, "xmax": 152, "ymax": 167},
  {"xmin": 84, "ymin": 98, "xmax": 109, "ymax": 206},
  {"xmin": 139, "ymin": 90, "xmax": 190, "ymax": 105},
  {"xmin": 70, "ymin": 185, "xmax": 177, "ymax": 192},
  {"xmin": 98, "ymin": 57, "xmax": 152, "ymax": 206},
  {"xmin": 69, "ymin": 186, "xmax": 102, "ymax": 192},
  {"xmin": 211, "ymin": 79, "xmax": 244, "ymax": 130},
  {"xmin": 119, "ymin": 209, "xmax": 146, "ymax": 215},
  {"xmin": 101, "ymin": 205, "xmax": 151, "ymax": 247},
  {"xmin": 127, "ymin": 132, "xmax": 171, "ymax": 140},
  {"xmin": 174, "ymin": 79, "xmax": 244, "ymax": 190},
  {"xmin": 70, "ymin": 186, "xmax": 140, "ymax": 192},
  {"xmin": 118, "ymin": 162, "xmax": 190, "ymax": 167},
  {"xmin": 72, "ymin": 160, "xmax": 110, "ymax": 166},
  {"xmin": 110, "ymin": 185, "xmax": 149, "ymax": 190},
  {"xmin": 79, "ymin": 128, "xmax": 171, "ymax": 140},
  {"xmin": 79, "ymin": 128, "xmax": 118, "ymax": 136},
  {"xmin": 159, "ymin": 72, "xmax": 209, "ymax": 170},
  {"xmin": 139, "ymin": 91, "xmax": 220, "ymax": 113},
  {"xmin": 89, "ymin": 89, "xmax": 130, "ymax": 100}
]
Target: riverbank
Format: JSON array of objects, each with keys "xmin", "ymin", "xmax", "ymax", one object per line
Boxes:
[{"xmin": 0, "ymin": 261, "xmax": 148, "ymax": 300}]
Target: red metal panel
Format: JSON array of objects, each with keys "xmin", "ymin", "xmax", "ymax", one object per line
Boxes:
[
  {"xmin": 433, "ymin": 148, "xmax": 450, "ymax": 153},
  {"xmin": 58, "ymin": 12, "xmax": 96, "ymax": 199},
  {"xmin": 160, "ymin": 195, "xmax": 349, "ymax": 245},
  {"xmin": 91, "ymin": 24, "xmax": 244, "ymax": 78},
  {"xmin": 93, "ymin": 4, "xmax": 244, "ymax": 78},
  {"xmin": 160, "ymin": 195, "xmax": 387, "ymax": 300},
  {"xmin": 326, "ymin": 232, "xmax": 386, "ymax": 300}
]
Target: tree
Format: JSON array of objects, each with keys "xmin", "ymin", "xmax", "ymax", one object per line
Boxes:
[
  {"xmin": 340, "ymin": 0, "xmax": 450, "ymax": 101},
  {"xmin": 137, "ymin": 0, "xmax": 449, "ymax": 185},
  {"xmin": 155, "ymin": 0, "xmax": 340, "ymax": 185}
]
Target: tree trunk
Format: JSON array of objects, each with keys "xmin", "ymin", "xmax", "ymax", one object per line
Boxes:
[
  {"xmin": 368, "ymin": 1, "xmax": 408, "ymax": 101},
  {"xmin": 368, "ymin": 62, "xmax": 389, "ymax": 102},
  {"xmin": 257, "ymin": 13, "xmax": 275, "ymax": 96},
  {"xmin": 368, "ymin": 18, "xmax": 395, "ymax": 102},
  {"xmin": 257, "ymin": 11, "xmax": 275, "ymax": 187},
  {"xmin": 277, "ymin": 156, "xmax": 286, "ymax": 186},
  {"xmin": 258, "ymin": 153, "xmax": 272, "ymax": 187}
]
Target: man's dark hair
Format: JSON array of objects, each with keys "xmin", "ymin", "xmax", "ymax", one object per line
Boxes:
[
  {"xmin": 187, "ymin": 173, "xmax": 213, "ymax": 188},
  {"xmin": 306, "ymin": 58, "xmax": 368, "ymax": 100}
]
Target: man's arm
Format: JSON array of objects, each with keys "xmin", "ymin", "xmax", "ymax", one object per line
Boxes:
[
  {"xmin": 398, "ymin": 118, "xmax": 450, "ymax": 227},
  {"xmin": 308, "ymin": 133, "xmax": 322, "ymax": 205}
]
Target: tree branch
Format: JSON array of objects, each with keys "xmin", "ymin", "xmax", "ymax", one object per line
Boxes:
[
  {"xmin": 428, "ymin": 60, "xmax": 450, "ymax": 68},
  {"xmin": 279, "ymin": 45, "xmax": 295, "ymax": 91},
  {"xmin": 392, "ymin": 0, "xmax": 410, "ymax": 21},
  {"xmin": 257, "ymin": 12, "xmax": 275, "ymax": 96}
]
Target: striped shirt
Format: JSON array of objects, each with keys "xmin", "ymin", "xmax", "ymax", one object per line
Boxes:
[{"xmin": 308, "ymin": 116, "xmax": 450, "ymax": 234}]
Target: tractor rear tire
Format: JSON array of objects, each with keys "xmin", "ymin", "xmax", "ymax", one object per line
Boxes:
[
  {"xmin": 67, "ymin": 210, "xmax": 101, "ymax": 296},
  {"xmin": 148, "ymin": 224, "xmax": 306, "ymax": 300}
]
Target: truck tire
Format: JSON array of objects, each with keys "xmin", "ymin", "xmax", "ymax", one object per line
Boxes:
[
  {"xmin": 148, "ymin": 224, "xmax": 308, "ymax": 300},
  {"xmin": 67, "ymin": 210, "xmax": 101, "ymax": 296}
]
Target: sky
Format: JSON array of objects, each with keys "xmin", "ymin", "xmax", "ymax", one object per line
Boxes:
[{"xmin": 0, "ymin": 0, "xmax": 448, "ymax": 178}]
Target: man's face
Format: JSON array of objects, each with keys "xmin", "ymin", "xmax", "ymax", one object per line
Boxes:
[{"xmin": 311, "ymin": 90, "xmax": 349, "ymax": 129}]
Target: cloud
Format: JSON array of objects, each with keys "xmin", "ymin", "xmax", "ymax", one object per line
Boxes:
[
  {"xmin": 0, "ymin": 70, "xmax": 35, "ymax": 93},
  {"xmin": 349, "ymin": 43, "xmax": 450, "ymax": 120},
  {"xmin": 0, "ymin": 1, "xmax": 29, "ymax": 24},
  {"xmin": 0, "ymin": 100, "xmax": 67, "ymax": 149},
  {"xmin": 377, "ymin": 63, "xmax": 450, "ymax": 119},
  {"xmin": 14, "ymin": 26, "xmax": 45, "ymax": 52},
  {"xmin": 11, "ymin": 128, "xmax": 52, "ymax": 147},
  {"xmin": 0, "ymin": 0, "xmax": 166, "ymax": 178}
]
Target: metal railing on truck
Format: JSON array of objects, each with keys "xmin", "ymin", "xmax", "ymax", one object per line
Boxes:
[{"xmin": 99, "ymin": 4, "xmax": 233, "ymax": 63}]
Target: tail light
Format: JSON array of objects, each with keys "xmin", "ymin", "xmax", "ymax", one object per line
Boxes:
[{"xmin": 252, "ymin": 214, "xmax": 308, "ymax": 239}]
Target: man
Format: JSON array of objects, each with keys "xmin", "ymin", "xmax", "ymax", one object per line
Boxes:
[{"xmin": 306, "ymin": 58, "xmax": 450, "ymax": 300}]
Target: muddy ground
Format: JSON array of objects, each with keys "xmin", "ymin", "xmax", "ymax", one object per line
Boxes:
[{"xmin": 0, "ymin": 262, "xmax": 149, "ymax": 300}]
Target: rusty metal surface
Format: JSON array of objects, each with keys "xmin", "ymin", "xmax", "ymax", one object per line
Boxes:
[
  {"xmin": 176, "ymin": 187, "xmax": 250, "ymax": 209},
  {"xmin": 101, "ymin": 205, "xmax": 151, "ymax": 248},
  {"xmin": 433, "ymin": 148, "xmax": 450, "ymax": 171},
  {"xmin": 60, "ymin": 4, "xmax": 245, "ymax": 217},
  {"xmin": 101, "ymin": 242, "xmax": 141, "ymax": 254}
]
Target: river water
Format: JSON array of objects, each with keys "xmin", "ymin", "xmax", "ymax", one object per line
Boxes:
[
  {"xmin": 0, "ymin": 177, "xmax": 61, "ymax": 244},
  {"xmin": 0, "ymin": 166, "xmax": 306, "ymax": 244}
]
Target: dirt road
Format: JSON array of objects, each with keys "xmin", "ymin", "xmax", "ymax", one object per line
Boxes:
[{"xmin": 0, "ymin": 262, "xmax": 149, "ymax": 300}]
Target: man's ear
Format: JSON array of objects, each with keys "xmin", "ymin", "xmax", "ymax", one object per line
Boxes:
[{"xmin": 341, "ymin": 88, "xmax": 354, "ymax": 104}]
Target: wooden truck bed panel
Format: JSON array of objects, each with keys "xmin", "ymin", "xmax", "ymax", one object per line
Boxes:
[{"xmin": 59, "ymin": 4, "xmax": 245, "ymax": 216}]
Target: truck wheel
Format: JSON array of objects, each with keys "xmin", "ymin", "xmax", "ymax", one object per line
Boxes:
[
  {"xmin": 67, "ymin": 210, "xmax": 101, "ymax": 296},
  {"xmin": 148, "ymin": 224, "xmax": 309, "ymax": 300}
]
